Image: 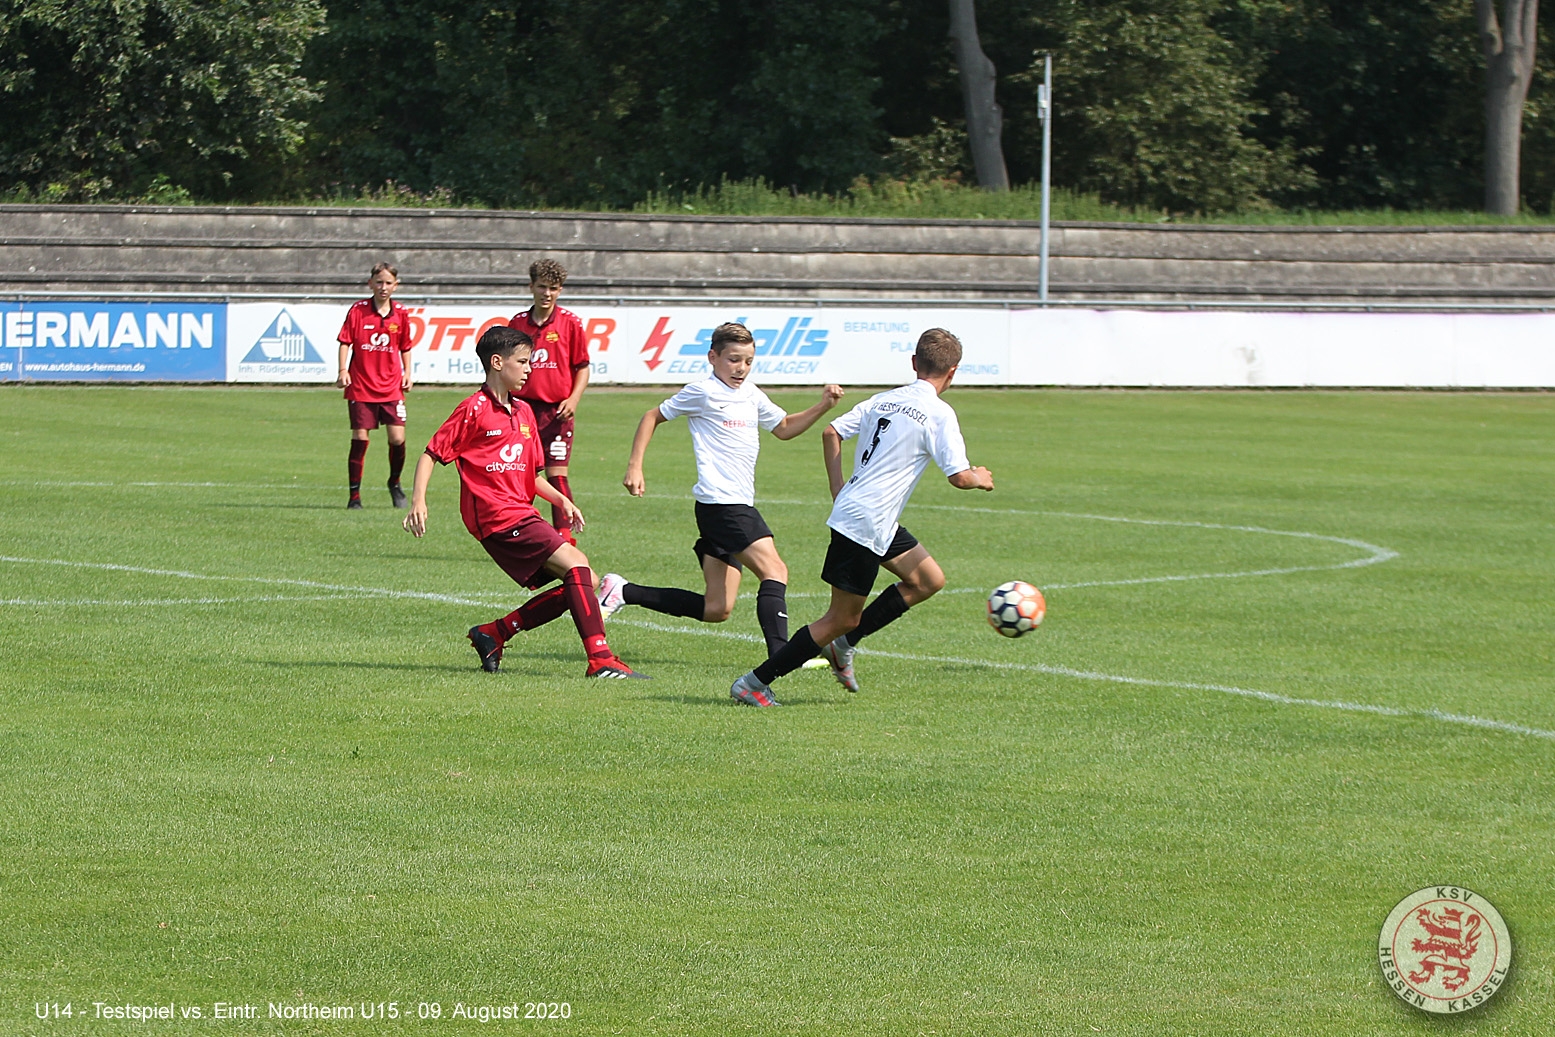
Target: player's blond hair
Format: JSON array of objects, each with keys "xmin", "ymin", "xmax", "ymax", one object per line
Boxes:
[
  {"xmin": 709, "ymin": 322, "xmax": 755, "ymax": 355},
  {"xmin": 370, "ymin": 261, "xmax": 398, "ymax": 280},
  {"xmin": 914, "ymin": 328, "xmax": 962, "ymax": 375},
  {"xmin": 528, "ymin": 258, "xmax": 568, "ymax": 287}
]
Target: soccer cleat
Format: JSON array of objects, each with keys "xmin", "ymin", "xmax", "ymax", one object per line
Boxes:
[
  {"xmin": 347, "ymin": 496, "xmax": 364, "ymax": 510},
  {"xmin": 819, "ymin": 638, "xmax": 859, "ymax": 693},
  {"xmin": 586, "ymin": 655, "xmax": 650, "ymax": 679},
  {"xmin": 730, "ymin": 671, "xmax": 780, "ymax": 707},
  {"xmin": 597, "ymin": 573, "xmax": 628, "ymax": 619},
  {"xmin": 467, "ymin": 625, "xmax": 503, "ymax": 673},
  {"xmin": 388, "ymin": 482, "xmax": 408, "ymax": 509}
]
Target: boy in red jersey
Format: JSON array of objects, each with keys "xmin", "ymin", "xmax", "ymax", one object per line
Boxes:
[
  {"xmin": 337, "ymin": 262, "xmax": 415, "ymax": 509},
  {"xmin": 507, "ymin": 259, "xmax": 588, "ymax": 540},
  {"xmin": 403, "ymin": 325, "xmax": 647, "ymax": 680}
]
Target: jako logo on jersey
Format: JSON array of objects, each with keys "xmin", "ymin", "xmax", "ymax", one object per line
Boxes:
[
  {"xmin": 485, "ymin": 428, "xmax": 504, "ymax": 436},
  {"xmin": 241, "ymin": 310, "xmax": 324, "ymax": 365}
]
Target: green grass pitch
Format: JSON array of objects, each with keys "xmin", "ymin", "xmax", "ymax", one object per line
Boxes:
[{"xmin": 1, "ymin": 384, "xmax": 1551, "ymax": 1035}]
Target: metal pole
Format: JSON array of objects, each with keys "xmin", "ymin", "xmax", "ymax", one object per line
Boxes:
[{"xmin": 1039, "ymin": 53, "xmax": 1053, "ymax": 304}]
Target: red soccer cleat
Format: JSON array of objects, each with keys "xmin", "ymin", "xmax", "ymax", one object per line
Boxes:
[{"xmin": 586, "ymin": 655, "xmax": 650, "ymax": 679}]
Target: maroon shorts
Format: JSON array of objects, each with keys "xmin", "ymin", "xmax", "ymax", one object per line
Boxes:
[
  {"xmin": 481, "ymin": 513, "xmax": 567, "ymax": 589},
  {"xmin": 522, "ymin": 399, "xmax": 575, "ymax": 467},
  {"xmin": 348, "ymin": 399, "xmax": 406, "ymax": 430}
]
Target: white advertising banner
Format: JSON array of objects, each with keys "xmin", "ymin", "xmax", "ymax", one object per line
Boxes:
[
  {"xmin": 1007, "ymin": 308, "xmax": 1555, "ymax": 388},
  {"xmin": 209, "ymin": 301, "xmax": 1555, "ymax": 388}
]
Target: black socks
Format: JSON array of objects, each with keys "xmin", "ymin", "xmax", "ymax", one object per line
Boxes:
[
  {"xmin": 755, "ymin": 579, "xmax": 789, "ymax": 655},
  {"xmin": 623, "ymin": 583, "xmax": 705, "ymax": 620},
  {"xmin": 754, "ymin": 626, "xmax": 819, "ymax": 686},
  {"xmin": 846, "ymin": 583, "xmax": 909, "ymax": 647}
]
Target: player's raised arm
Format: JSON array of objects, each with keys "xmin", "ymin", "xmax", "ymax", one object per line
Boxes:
[
  {"xmin": 622, "ymin": 407, "xmax": 669, "ymax": 497},
  {"xmin": 771, "ymin": 384, "xmax": 845, "ymax": 441},
  {"xmin": 402, "ymin": 451, "xmax": 438, "ymax": 536},
  {"xmin": 949, "ymin": 465, "xmax": 994, "ymax": 491}
]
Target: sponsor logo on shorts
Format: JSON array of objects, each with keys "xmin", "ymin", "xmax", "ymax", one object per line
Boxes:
[{"xmin": 1379, "ymin": 886, "xmax": 1511, "ymax": 1014}]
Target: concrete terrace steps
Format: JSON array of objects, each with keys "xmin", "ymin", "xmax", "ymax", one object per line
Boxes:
[{"xmin": 3, "ymin": 203, "xmax": 1553, "ymax": 303}]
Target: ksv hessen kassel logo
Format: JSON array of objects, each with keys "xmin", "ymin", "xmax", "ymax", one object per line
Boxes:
[{"xmin": 1378, "ymin": 886, "xmax": 1511, "ymax": 1014}]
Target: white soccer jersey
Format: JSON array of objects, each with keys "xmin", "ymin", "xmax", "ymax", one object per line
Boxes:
[
  {"xmin": 659, "ymin": 375, "xmax": 787, "ymax": 504},
  {"xmin": 827, "ymin": 378, "xmax": 971, "ymax": 556}
]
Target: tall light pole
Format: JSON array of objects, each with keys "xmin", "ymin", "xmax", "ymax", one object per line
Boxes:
[{"xmin": 1038, "ymin": 53, "xmax": 1052, "ymax": 304}]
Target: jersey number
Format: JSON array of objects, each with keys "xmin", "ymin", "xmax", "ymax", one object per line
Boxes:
[{"xmin": 859, "ymin": 417, "xmax": 892, "ymax": 466}]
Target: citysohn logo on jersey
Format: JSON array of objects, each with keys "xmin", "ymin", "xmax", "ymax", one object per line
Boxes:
[{"xmin": 666, "ymin": 317, "xmax": 831, "ymax": 376}]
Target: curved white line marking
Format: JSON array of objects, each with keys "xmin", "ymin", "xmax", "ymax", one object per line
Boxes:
[
  {"xmin": 787, "ymin": 506, "xmax": 1398, "ymax": 598},
  {"xmin": 11, "ymin": 526, "xmax": 1537, "ymax": 742}
]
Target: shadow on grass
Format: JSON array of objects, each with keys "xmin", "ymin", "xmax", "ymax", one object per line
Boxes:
[
  {"xmin": 644, "ymin": 692, "xmax": 841, "ymax": 708},
  {"xmin": 251, "ymin": 659, "xmax": 476, "ymax": 674}
]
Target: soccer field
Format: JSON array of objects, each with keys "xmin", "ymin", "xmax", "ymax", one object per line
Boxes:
[{"xmin": 1, "ymin": 384, "xmax": 1551, "ymax": 1035}]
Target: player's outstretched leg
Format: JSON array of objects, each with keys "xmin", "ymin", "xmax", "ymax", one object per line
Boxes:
[
  {"xmin": 821, "ymin": 546, "xmax": 943, "ymax": 693},
  {"xmin": 563, "ymin": 567, "xmax": 648, "ymax": 679},
  {"xmin": 598, "ymin": 575, "xmax": 703, "ymax": 622}
]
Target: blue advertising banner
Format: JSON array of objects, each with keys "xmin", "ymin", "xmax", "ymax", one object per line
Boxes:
[{"xmin": 1, "ymin": 302, "xmax": 227, "ymax": 381}]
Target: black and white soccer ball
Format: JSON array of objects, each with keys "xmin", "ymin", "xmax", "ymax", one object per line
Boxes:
[{"xmin": 987, "ymin": 581, "xmax": 1045, "ymax": 638}]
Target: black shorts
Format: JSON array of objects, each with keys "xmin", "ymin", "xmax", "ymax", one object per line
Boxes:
[
  {"xmin": 820, "ymin": 525, "xmax": 920, "ymax": 597},
  {"xmin": 693, "ymin": 502, "xmax": 774, "ymax": 569}
]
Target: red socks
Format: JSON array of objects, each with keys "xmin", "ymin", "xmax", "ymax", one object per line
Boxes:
[
  {"xmin": 348, "ymin": 440, "xmax": 368, "ymax": 496},
  {"xmin": 549, "ymin": 474, "xmax": 574, "ymax": 535},
  {"xmin": 485, "ymin": 569, "xmax": 613, "ymax": 665},
  {"xmin": 494, "ymin": 586, "xmax": 567, "ymax": 640},
  {"xmin": 562, "ymin": 567, "xmax": 614, "ymax": 663}
]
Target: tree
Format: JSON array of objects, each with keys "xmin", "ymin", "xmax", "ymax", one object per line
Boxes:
[
  {"xmin": 946, "ymin": 0, "xmax": 1009, "ymax": 189},
  {"xmin": 1476, "ymin": 0, "xmax": 1541, "ymax": 213},
  {"xmin": 1003, "ymin": 0, "xmax": 1312, "ymax": 212},
  {"xmin": 0, "ymin": 0, "xmax": 325, "ymax": 200}
]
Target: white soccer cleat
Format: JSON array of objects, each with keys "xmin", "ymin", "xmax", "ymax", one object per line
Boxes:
[
  {"xmin": 597, "ymin": 572, "xmax": 628, "ymax": 619},
  {"xmin": 819, "ymin": 638, "xmax": 859, "ymax": 693}
]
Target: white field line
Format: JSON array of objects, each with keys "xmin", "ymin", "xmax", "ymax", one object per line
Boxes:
[
  {"xmin": 0, "ymin": 594, "xmax": 358, "ymax": 607},
  {"xmin": 0, "ymin": 556, "xmax": 495, "ymax": 608},
  {"xmin": 610, "ymin": 617, "xmax": 1555, "ymax": 741},
  {"xmin": 6, "ymin": 480, "xmax": 333, "ymax": 490},
  {"xmin": 2, "ymin": 553, "xmax": 1549, "ymax": 741}
]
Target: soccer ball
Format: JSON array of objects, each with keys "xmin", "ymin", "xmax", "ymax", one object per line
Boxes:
[{"xmin": 987, "ymin": 581, "xmax": 1045, "ymax": 638}]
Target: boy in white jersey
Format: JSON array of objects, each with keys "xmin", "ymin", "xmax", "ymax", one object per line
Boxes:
[
  {"xmin": 599, "ymin": 322, "xmax": 844, "ymax": 656},
  {"xmin": 729, "ymin": 328, "xmax": 993, "ymax": 707}
]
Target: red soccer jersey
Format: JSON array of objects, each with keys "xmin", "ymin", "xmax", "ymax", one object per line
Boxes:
[
  {"xmin": 338, "ymin": 299, "xmax": 414, "ymax": 402},
  {"xmin": 424, "ymin": 386, "xmax": 545, "ymax": 540},
  {"xmin": 508, "ymin": 305, "xmax": 588, "ymax": 404}
]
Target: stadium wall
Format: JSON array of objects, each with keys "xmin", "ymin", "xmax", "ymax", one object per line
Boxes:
[{"xmin": 3, "ymin": 299, "xmax": 1553, "ymax": 388}]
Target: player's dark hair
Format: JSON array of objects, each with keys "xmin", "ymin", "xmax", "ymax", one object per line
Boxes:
[
  {"xmin": 529, "ymin": 258, "xmax": 568, "ymax": 286},
  {"xmin": 370, "ymin": 261, "xmax": 398, "ymax": 280},
  {"xmin": 477, "ymin": 326, "xmax": 532, "ymax": 371},
  {"xmin": 915, "ymin": 328, "xmax": 963, "ymax": 375},
  {"xmin": 709, "ymin": 322, "xmax": 755, "ymax": 355}
]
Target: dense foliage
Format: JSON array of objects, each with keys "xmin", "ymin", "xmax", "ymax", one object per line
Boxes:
[{"xmin": 0, "ymin": 0, "xmax": 1550, "ymax": 212}]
